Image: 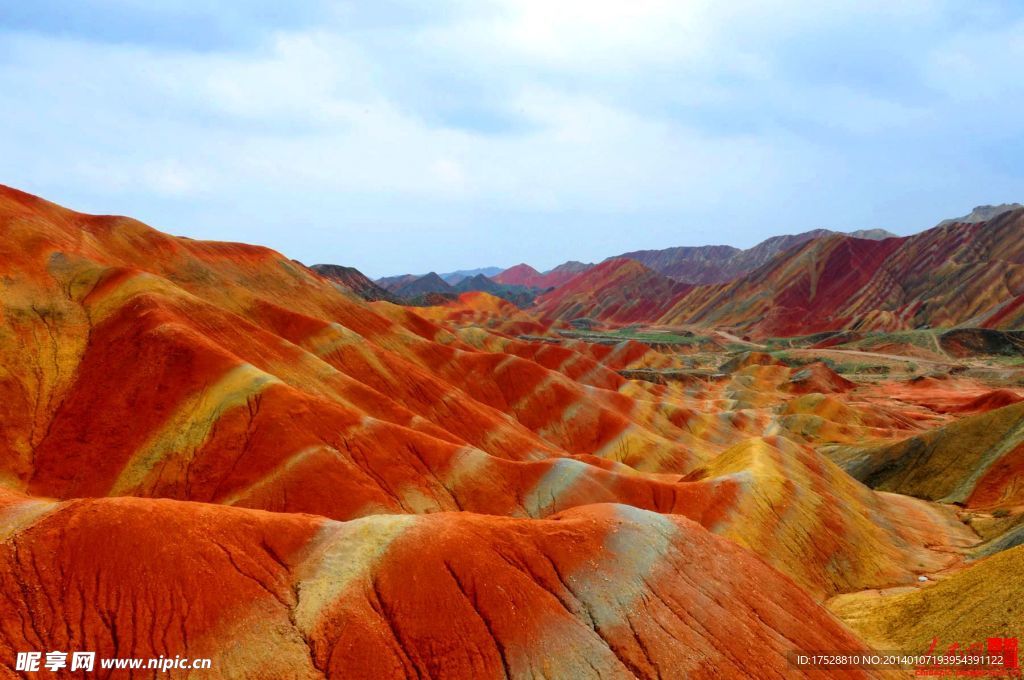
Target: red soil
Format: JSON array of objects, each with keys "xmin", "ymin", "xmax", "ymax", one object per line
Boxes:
[
  {"xmin": 935, "ymin": 388, "xmax": 1024, "ymax": 414},
  {"xmin": 0, "ymin": 491, "xmax": 878, "ymax": 679}
]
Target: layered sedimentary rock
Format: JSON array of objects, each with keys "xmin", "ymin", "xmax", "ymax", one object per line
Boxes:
[
  {"xmin": 533, "ymin": 259, "xmax": 693, "ymax": 324},
  {"xmin": 536, "ymin": 209, "xmax": 1024, "ymax": 338},
  {"xmin": 0, "ymin": 184, "xmax": 1014, "ymax": 678},
  {"xmin": 614, "ymin": 228, "xmax": 895, "ymax": 284}
]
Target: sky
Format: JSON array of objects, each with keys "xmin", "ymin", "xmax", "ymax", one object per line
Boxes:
[{"xmin": 1, "ymin": 1, "xmax": 1023, "ymax": 278}]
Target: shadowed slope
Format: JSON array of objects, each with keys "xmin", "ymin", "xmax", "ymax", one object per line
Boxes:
[
  {"xmin": 311, "ymin": 263, "xmax": 402, "ymax": 303},
  {"xmin": 392, "ymin": 272, "xmax": 454, "ymax": 298},
  {"xmin": 826, "ymin": 401, "xmax": 1024, "ymax": 510}
]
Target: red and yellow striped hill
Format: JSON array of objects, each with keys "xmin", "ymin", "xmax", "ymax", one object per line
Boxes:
[
  {"xmin": 534, "ymin": 209, "xmax": 1024, "ymax": 338},
  {"xmin": 0, "ymin": 184, "xmax": 1017, "ymax": 678}
]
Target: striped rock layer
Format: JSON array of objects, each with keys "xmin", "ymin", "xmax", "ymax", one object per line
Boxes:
[
  {"xmin": 0, "ymin": 184, "xmax": 1003, "ymax": 678},
  {"xmin": 534, "ymin": 209, "xmax": 1024, "ymax": 338}
]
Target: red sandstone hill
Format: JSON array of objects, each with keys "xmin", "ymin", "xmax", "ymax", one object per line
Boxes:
[
  {"xmin": 532, "ymin": 258, "xmax": 693, "ymax": 324},
  {"xmin": 493, "ymin": 262, "xmax": 545, "ymax": 287},
  {"xmin": 4, "ymin": 183, "xmax": 950, "ymax": 675},
  {"xmin": 0, "ymin": 184, "xmax": 982, "ymax": 677},
  {"xmin": 660, "ymin": 208, "xmax": 1024, "ymax": 337},
  {"xmin": 541, "ymin": 260, "xmax": 593, "ymax": 286},
  {"xmin": 494, "ymin": 261, "xmax": 594, "ymax": 289},
  {"xmin": 540, "ymin": 208, "xmax": 1024, "ymax": 337},
  {"xmin": 0, "ymin": 492, "xmax": 880, "ymax": 678},
  {"xmin": 614, "ymin": 228, "xmax": 895, "ymax": 284}
]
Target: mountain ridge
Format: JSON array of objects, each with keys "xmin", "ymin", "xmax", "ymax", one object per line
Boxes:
[
  {"xmin": 372, "ymin": 205, "xmax": 1022, "ymax": 295},
  {"xmin": 613, "ymin": 228, "xmax": 897, "ymax": 284},
  {"xmin": 658, "ymin": 208, "xmax": 1024, "ymax": 337},
  {"xmin": 532, "ymin": 208, "xmax": 1024, "ymax": 337},
  {"xmin": 311, "ymin": 263, "xmax": 402, "ymax": 303}
]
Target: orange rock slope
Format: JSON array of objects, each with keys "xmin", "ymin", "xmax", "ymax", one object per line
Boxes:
[{"xmin": 0, "ymin": 184, "xmax": 999, "ymax": 678}]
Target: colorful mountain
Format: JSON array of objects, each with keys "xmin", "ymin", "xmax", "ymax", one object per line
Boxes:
[
  {"xmin": 935, "ymin": 203, "xmax": 1024, "ymax": 228},
  {"xmin": 532, "ymin": 258, "xmax": 693, "ymax": 324},
  {"xmin": 2, "ymin": 183, "xmax": 1019, "ymax": 678},
  {"xmin": 830, "ymin": 544, "xmax": 1024, "ymax": 657},
  {"xmin": 539, "ymin": 260, "xmax": 595, "ymax": 287},
  {"xmin": 614, "ymin": 228, "xmax": 895, "ymax": 284},
  {"xmin": 656, "ymin": 208, "xmax": 1024, "ymax": 337},
  {"xmin": 828, "ymin": 400, "xmax": 1024, "ymax": 510},
  {"xmin": 493, "ymin": 263, "xmax": 545, "ymax": 287},
  {"xmin": 451, "ymin": 273, "xmax": 536, "ymax": 307},
  {"xmin": 535, "ymin": 226, "xmax": 915, "ymax": 327},
  {"xmin": 0, "ymin": 490, "xmax": 880, "ymax": 679},
  {"xmin": 614, "ymin": 243, "xmax": 742, "ymax": 283},
  {"xmin": 494, "ymin": 261, "xmax": 594, "ymax": 290}
]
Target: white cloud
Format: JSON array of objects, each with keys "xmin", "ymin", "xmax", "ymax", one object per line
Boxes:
[
  {"xmin": 926, "ymin": 18, "xmax": 1024, "ymax": 99},
  {"xmin": 141, "ymin": 159, "xmax": 206, "ymax": 196}
]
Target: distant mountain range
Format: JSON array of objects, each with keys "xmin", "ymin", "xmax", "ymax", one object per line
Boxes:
[
  {"xmin": 532, "ymin": 259, "xmax": 693, "ymax": 324},
  {"xmin": 371, "ymin": 227, "xmax": 900, "ymax": 295},
  {"xmin": 366, "ymin": 261, "xmax": 601, "ymax": 308},
  {"xmin": 613, "ymin": 228, "xmax": 897, "ymax": 284},
  {"xmin": 534, "ymin": 205, "xmax": 1024, "ymax": 337},
  {"xmin": 319, "ymin": 204, "xmax": 1022, "ymax": 336},
  {"xmin": 350, "ymin": 268, "xmax": 538, "ymax": 307},
  {"xmin": 378, "ymin": 267, "xmax": 504, "ymax": 287},
  {"xmin": 391, "ymin": 272, "xmax": 453, "ymax": 298},
  {"xmin": 493, "ymin": 261, "xmax": 593, "ymax": 289},
  {"xmin": 440, "ymin": 267, "xmax": 503, "ymax": 285}
]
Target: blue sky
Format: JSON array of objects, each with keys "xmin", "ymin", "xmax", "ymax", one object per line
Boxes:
[{"xmin": 1, "ymin": 1, "xmax": 1022, "ymax": 277}]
